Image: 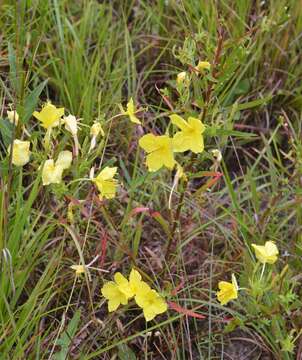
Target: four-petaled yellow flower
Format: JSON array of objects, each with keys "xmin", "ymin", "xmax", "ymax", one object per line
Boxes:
[
  {"xmin": 93, "ymin": 166, "xmax": 118, "ymax": 199},
  {"xmin": 135, "ymin": 282, "xmax": 168, "ymax": 321},
  {"xmin": 42, "ymin": 150, "xmax": 72, "ymax": 186},
  {"xmin": 170, "ymin": 114, "xmax": 205, "ymax": 153},
  {"xmin": 195, "ymin": 60, "xmax": 211, "ymax": 73},
  {"xmin": 101, "ymin": 272, "xmax": 133, "ymax": 312},
  {"xmin": 251, "ymin": 241, "xmax": 279, "ymax": 264},
  {"xmin": 7, "ymin": 110, "xmax": 19, "ymax": 125},
  {"xmin": 70, "ymin": 264, "xmax": 85, "ymax": 275},
  {"xmin": 33, "ymin": 102, "xmax": 64, "ymax": 129},
  {"xmin": 139, "ymin": 134, "xmax": 175, "ymax": 172},
  {"xmin": 121, "ymin": 98, "xmax": 141, "ymax": 124},
  {"xmin": 217, "ymin": 274, "xmax": 238, "ymax": 306},
  {"xmin": 10, "ymin": 139, "xmax": 30, "ymax": 166}
]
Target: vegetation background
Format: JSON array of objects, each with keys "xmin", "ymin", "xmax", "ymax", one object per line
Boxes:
[{"xmin": 0, "ymin": 0, "xmax": 302, "ymax": 359}]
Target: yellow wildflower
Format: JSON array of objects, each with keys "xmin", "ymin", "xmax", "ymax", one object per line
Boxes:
[
  {"xmin": 92, "ymin": 166, "xmax": 118, "ymax": 200},
  {"xmin": 70, "ymin": 264, "xmax": 85, "ymax": 275},
  {"xmin": 63, "ymin": 114, "xmax": 78, "ymax": 136},
  {"xmin": 251, "ymin": 241, "xmax": 279, "ymax": 264},
  {"xmin": 139, "ymin": 134, "xmax": 175, "ymax": 172},
  {"xmin": 177, "ymin": 71, "xmax": 188, "ymax": 84},
  {"xmin": 42, "ymin": 160, "xmax": 63, "ymax": 185},
  {"xmin": 101, "ymin": 272, "xmax": 133, "ymax": 312},
  {"xmin": 170, "ymin": 114, "xmax": 205, "ymax": 153},
  {"xmin": 168, "ymin": 162, "xmax": 187, "ymax": 209},
  {"xmin": 10, "ymin": 139, "xmax": 30, "ymax": 166},
  {"xmin": 90, "ymin": 122, "xmax": 104, "ymax": 137},
  {"xmin": 211, "ymin": 149, "xmax": 222, "ymax": 162},
  {"xmin": 89, "ymin": 122, "xmax": 104, "ymax": 152},
  {"xmin": 217, "ymin": 274, "xmax": 238, "ymax": 306},
  {"xmin": 33, "ymin": 102, "xmax": 64, "ymax": 129},
  {"xmin": 195, "ymin": 60, "xmax": 211, "ymax": 73},
  {"xmin": 121, "ymin": 98, "xmax": 141, "ymax": 124},
  {"xmin": 7, "ymin": 110, "xmax": 19, "ymax": 125},
  {"xmin": 42, "ymin": 150, "xmax": 72, "ymax": 186},
  {"xmin": 63, "ymin": 114, "xmax": 79, "ymax": 156},
  {"xmin": 175, "ymin": 162, "xmax": 186, "ymax": 180},
  {"xmin": 56, "ymin": 150, "xmax": 73, "ymax": 169},
  {"xmin": 135, "ymin": 282, "xmax": 168, "ymax": 321}
]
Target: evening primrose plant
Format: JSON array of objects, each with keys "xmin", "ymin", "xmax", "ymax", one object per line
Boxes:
[{"xmin": 2, "ymin": 5, "xmax": 301, "ymax": 356}]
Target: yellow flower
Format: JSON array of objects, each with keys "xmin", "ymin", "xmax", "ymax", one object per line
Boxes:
[
  {"xmin": 175, "ymin": 162, "xmax": 186, "ymax": 180},
  {"xmin": 63, "ymin": 115, "xmax": 79, "ymax": 156},
  {"xmin": 101, "ymin": 272, "xmax": 133, "ymax": 312},
  {"xmin": 135, "ymin": 282, "xmax": 167, "ymax": 321},
  {"xmin": 211, "ymin": 149, "xmax": 222, "ymax": 162},
  {"xmin": 10, "ymin": 139, "xmax": 30, "ymax": 166},
  {"xmin": 251, "ymin": 241, "xmax": 279, "ymax": 264},
  {"xmin": 168, "ymin": 162, "xmax": 187, "ymax": 209},
  {"xmin": 217, "ymin": 274, "xmax": 238, "ymax": 306},
  {"xmin": 170, "ymin": 114, "xmax": 205, "ymax": 153},
  {"xmin": 42, "ymin": 150, "xmax": 72, "ymax": 186},
  {"xmin": 139, "ymin": 134, "xmax": 175, "ymax": 172},
  {"xmin": 89, "ymin": 122, "xmax": 105, "ymax": 152},
  {"xmin": 56, "ymin": 150, "xmax": 73, "ymax": 169},
  {"xmin": 92, "ymin": 166, "xmax": 118, "ymax": 199},
  {"xmin": 121, "ymin": 98, "xmax": 141, "ymax": 124},
  {"xmin": 177, "ymin": 71, "xmax": 188, "ymax": 84},
  {"xmin": 7, "ymin": 110, "xmax": 19, "ymax": 125},
  {"xmin": 42, "ymin": 160, "xmax": 63, "ymax": 185},
  {"xmin": 63, "ymin": 114, "xmax": 78, "ymax": 136},
  {"xmin": 70, "ymin": 264, "xmax": 85, "ymax": 275},
  {"xmin": 90, "ymin": 122, "xmax": 104, "ymax": 137},
  {"xmin": 195, "ymin": 60, "xmax": 211, "ymax": 73},
  {"xmin": 33, "ymin": 102, "xmax": 64, "ymax": 129}
]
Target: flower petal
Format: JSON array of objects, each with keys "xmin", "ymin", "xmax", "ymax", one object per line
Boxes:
[
  {"xmin": 56, "ymin": 151, "xmax": 72, "ymax": 170},
  {"xmin": 170, "ymin": 114, "xmax": 189, "ymax": 131},
  {"xmin": 139, "ymin": 134, "xmax": 159, "ymax": 153},
  {"xmin": 101, "ymin": 282, "xmax": 119, "ymax": 299},
  {"xmin": 98, "ymin": 166, "xmax": 118, "ymax": 181},
  {"xmin": 143, "ymin": 307, "xmax": 156, "ymax": 321},
  {"xmin": 108, "ymin": 298, "xmax": 121, "ymax": 312}
]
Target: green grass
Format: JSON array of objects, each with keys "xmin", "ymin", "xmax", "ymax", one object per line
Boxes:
[{"xmin": 0, "ymin": 0, "xmax": 302, "ymax": 359}]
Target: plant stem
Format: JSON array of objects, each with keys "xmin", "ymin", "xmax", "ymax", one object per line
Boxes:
[{"xmin": 165, "ymin": 179, "xmax": 188, "ymax": 260}]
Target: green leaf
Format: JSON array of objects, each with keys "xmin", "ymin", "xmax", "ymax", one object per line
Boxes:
[
  {"xmin": 53, "ymin": 309, "xmax": 81, "ymax": 360},
  {"xmin": 0, "ymin": 119, "xmax": 13, "ymax": 148},
  {"xmin": 205, "ymin": 127, "xmax": 257, "ymax": 138},
  {"xmin": 8, "ymin": 42, "xmax": 18, "ymax": 93},
  {"xmin": 133, "ymin": 221, "xmax": 142, "ymax": 258},
  {"xmin": 236, "ymin": 95, "xmax": 273, "ymax": 110},
  {"xmin": 117, "ymin": 344, "xmax": 136, "ymax": 360},
  {"xmin": 223, "ymin": 318, "xmax": 244, "ymax": 333}
]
